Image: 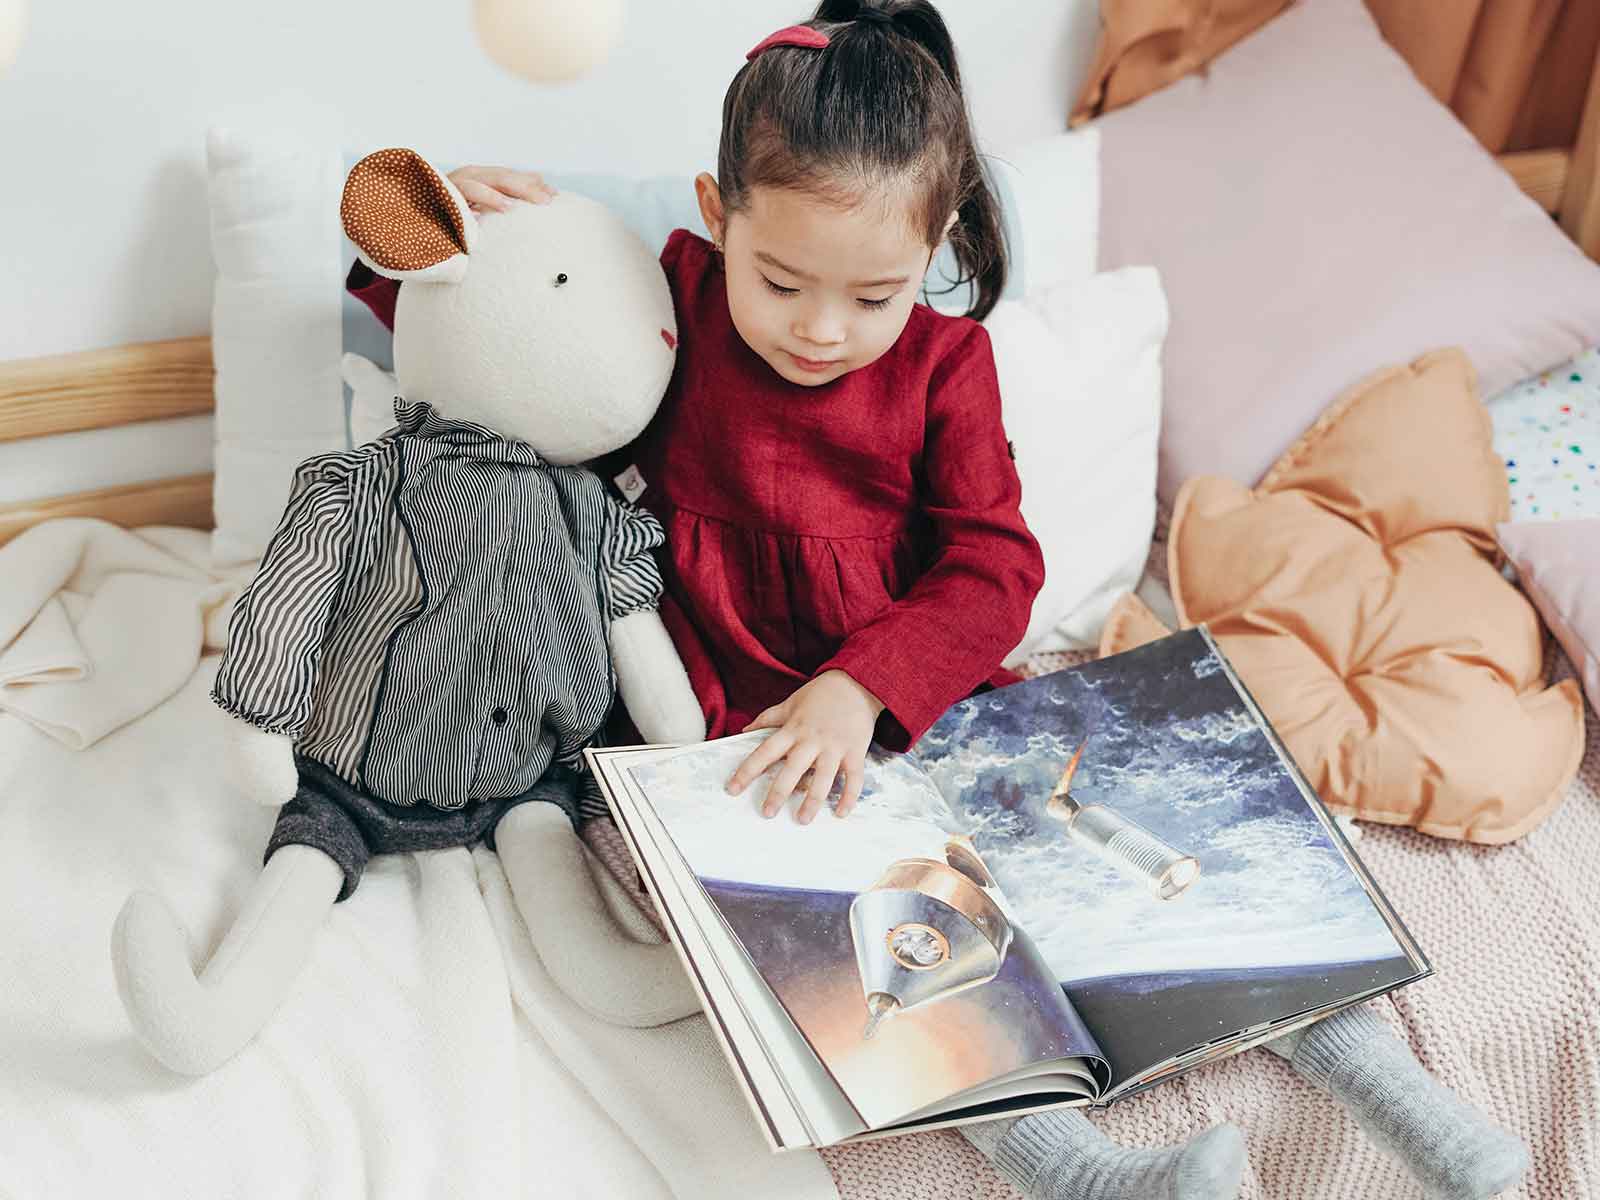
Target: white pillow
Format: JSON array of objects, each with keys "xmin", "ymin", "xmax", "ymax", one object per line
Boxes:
[
  {"xmin": 206, "ymin": 124, "xmax": 348, "ymax": 565},
  {"xmin": 919, "ymin": 128, "xmax": 1099, "ymax": 315},
  {"xmin": 986, "ymin": 267, "xmax": 1169, "ymax": 663},
  {"xmin": 1004, "ymin": 128, "xmax": 1100, "ymax": 296}
]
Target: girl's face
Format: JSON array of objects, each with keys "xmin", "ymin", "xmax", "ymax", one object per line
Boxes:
[{"xmin": 697, "ymin": 174, "xmax": 938, "ymax": 388}]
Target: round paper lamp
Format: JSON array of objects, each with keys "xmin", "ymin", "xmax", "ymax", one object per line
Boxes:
[
  {"xmin": 474, "ymin": 0, "xmax": 623, "ymax": 83},
  {"xmin": 0, "ymin": 0, "xmax": 26, "ymax": 73}
]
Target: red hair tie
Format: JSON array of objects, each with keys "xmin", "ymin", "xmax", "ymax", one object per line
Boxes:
[{"xmin": 746, "ymin": 25, "xmax": 830, "ymax": 60}]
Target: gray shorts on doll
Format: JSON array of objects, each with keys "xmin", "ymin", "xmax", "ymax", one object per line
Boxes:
[{"xmin": 269, "ymin": 756, "xmax": 597, "ymax": 902}]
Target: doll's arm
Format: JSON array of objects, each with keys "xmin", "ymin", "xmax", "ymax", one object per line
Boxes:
[
  {"xmin": 220, "ymin": 715, "xmax": 299, "ymax": 808},
  {"xmin": 212, "ymin": 458, "xmax": 358, "ymax": 758},
  {"xmin": 610, "ymin": 610, "xmax": 706, "ymax": 745},
  {"xmin": 601, "ymin": 500, "xmax": 705, "ymax": 744},
  {"xmin": 341, "ymin": 353, "xmax": 402, "ymax": 446}
]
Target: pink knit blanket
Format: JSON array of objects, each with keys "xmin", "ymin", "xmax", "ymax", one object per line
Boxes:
[{"xmin": 588, "ymin": 660, "xmax": 1600, "ymax": 1200}]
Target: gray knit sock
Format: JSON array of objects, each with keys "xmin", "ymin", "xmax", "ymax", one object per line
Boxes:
[
  {"xmin": 960, "ymin": 1109, "xmax": 1246, "ymax": 1200},
  {"xmin": 1268, "ymin": 1006, "xmax": 1529, "ymax": 1200}
]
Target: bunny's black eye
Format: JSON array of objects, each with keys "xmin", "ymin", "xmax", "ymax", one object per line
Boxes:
[{"xmin": 555, "ymin": 272, "xmax": 569, "ymax": 286}]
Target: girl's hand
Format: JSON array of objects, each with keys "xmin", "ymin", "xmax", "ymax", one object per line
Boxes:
[
  {"xmin": 447, "ymin": 165, "xmax": 557, "ymax": 214},
  {"xmin": 727, "ymin": 670, "xmax": 885, "ymax": 824}
]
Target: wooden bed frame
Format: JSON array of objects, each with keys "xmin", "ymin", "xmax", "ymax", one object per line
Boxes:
[
  {"xmin": 0, "ymin": 336, "xmax": 215, "ymax": 546},
  {"xmin": 1499, "ymin": 42, "xmax": 1600, "ymax": 255},
  {"xmin": 4, "ymin": 37, "xmax": 1600, "ymax": 550}
]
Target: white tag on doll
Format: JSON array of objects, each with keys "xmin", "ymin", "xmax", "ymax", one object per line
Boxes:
[{"xmin": 614, "ymin": 464, "xmax": 648, "ymax": 504}]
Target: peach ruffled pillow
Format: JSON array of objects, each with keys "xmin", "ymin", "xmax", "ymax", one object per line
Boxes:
[{"xmin": 1101, "ymin": 349, "xmax": 1586, "ymax": 843}]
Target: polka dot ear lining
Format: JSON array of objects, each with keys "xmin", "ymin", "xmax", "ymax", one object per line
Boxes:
[{"xmin": 341, "ymin": 148, "xmax": 471, "ymax": 274}]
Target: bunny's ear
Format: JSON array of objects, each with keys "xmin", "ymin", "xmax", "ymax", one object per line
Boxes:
[{"xmin": 340, "ymin": 148, "xmax": 479, "ymax": 283}]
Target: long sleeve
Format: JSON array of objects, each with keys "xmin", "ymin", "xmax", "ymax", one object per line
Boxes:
[
  {"xmin": 816, "ymin": 325, "xmax": 1045, "ymax": 749},
  {"xmin": 211, "ymin": 460, "xmax": 357, "ymax": 737},
  {"xmin": 347, "ymin": 259, "xmax": 400, "ymax": 332}
]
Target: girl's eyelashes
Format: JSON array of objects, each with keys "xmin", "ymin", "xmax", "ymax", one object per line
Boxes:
[{"xmin": 760, "ymin": 273, "xmax": 897, "ymax": 311}]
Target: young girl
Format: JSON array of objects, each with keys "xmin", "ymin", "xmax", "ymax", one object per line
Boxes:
[
  {"xmin": 365, "ymin": 4, "xmax": 1048, "ymax": 827},
  {"xmin": 352, "ymin": 3, "xmax": 1528, "ymax": 1198}
]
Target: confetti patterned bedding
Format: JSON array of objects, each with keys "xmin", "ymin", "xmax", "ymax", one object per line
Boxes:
[{"xmin": 1489, "ymin": 347, "xmax": 1600, "ymax": 521}]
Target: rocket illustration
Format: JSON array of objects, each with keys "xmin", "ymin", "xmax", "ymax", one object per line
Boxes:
[
  {"xmin": 847, "ymin": 835, "xmax": 1015, "ymax": 1039},
  {"xmin": 1045, "ymin": 736, "xmax": 1201, "ymax": 901}
]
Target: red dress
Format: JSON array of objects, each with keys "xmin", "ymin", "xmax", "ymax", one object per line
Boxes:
[{"xmin": 348, "ymin": 230, "xmax": 1044, "ymax": 750}]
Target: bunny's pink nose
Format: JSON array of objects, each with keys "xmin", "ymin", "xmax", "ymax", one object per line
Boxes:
[{"xmin": 660, "ymin": 329, "xmax": 677, "ymax": 350}]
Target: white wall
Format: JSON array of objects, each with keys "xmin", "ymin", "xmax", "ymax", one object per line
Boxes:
[{"xmin": 0, "ymin": 0, "xmax": 1096, "ymax": 361}]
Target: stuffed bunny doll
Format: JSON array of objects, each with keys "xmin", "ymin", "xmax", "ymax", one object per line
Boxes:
[{"xmin": 110, "ymin": 148, "xmax": 706, "ymax": 1075}]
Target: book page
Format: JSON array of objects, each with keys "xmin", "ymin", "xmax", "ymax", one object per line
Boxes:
[
  {"xmin": 910, "ymin": 628, "xmax": 1427, "ymax": 1089},
  {"xmin": 587, "ymin": 746, "xmax": 820, "ymax": 1150},
  {"xmin": 625, "ymin": 732, "xmax": 1110, "ymax": 1134},
  {"xmin": 603, "ymin": 745, "xmax": 872, "ymax": 1149}
]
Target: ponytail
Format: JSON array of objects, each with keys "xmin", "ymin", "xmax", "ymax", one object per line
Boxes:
[
  {"xmin": 718, "ymin": 0, "xmax": 1007, "ymax": 321},
  {"xmin": 942, "ymin": 139, "xmax": 1008, "ymax": 323}
]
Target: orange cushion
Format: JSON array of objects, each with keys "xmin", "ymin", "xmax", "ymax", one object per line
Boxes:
[{"xmin": 1101, "ymin": 349, "xmax": 1585, "ymax": 842}]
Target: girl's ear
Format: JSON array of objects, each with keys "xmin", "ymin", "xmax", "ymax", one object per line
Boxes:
[
  {"xmin": 341, "ymin": 148, "xmax": 480, "ymax": 283},
  {"xmin": 695, "ymin": 172, "xmax": 726, "ymax": 249},
  {"xmin": 942, "ymin": 209, "xmax": 959, "ymax": 244}
]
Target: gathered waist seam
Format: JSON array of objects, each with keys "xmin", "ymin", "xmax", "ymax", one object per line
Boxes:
[{"xmin": 651, "ymin": 498, "xmax": 914, "ymax": 544}]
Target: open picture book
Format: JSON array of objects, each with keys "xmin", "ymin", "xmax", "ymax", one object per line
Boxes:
[{"xmin": 585, "ymin": 628, "xmax": 1429, "ymax": 1151}]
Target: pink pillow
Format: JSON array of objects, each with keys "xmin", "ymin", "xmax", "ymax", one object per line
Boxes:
[
  {"xmin": 1499, "ymin": 520, "xmax": 1600, "ymax": 717},
  {"xmin": 1095, "ymin": 0, "xmax": 1600, "ymax": 505}
]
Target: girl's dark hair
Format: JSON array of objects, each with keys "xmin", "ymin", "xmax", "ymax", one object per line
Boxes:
[{"xmin": 717, "ymin": 0, "xmax": 1006, "ymax": 321}]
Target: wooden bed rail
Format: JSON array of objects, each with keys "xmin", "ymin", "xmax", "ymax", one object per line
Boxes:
[
  {"xmin": 0, "ymin": 335, "xmax": 214, "ymax": 443},
  {"xmin": 0, "ymin": 476, "xmax": 215, "ymax": 548},
  {"xmin": 1500, "ymin": 149, "xmax": 1571, "ymax": 214},
  {"xmin": 0, "ymin": 335, "xmax": 216, "ymax": 546}
]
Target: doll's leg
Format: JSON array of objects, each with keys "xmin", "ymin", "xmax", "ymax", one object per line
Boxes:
[
  {"xmin": 111, "ymin": 843, "xmax": 345, "ymax": 1075},
  {"xmin": 1263, "ymin": 1005, "xmax": 1528, "ymax": 1199},
  {"xmin": 494, "ymin": 800, "xmax": 699, "ymax": 1028},
  {"xmin": 959, "ymin": 1110, "xmax": 1246, "ymax": 1200}
]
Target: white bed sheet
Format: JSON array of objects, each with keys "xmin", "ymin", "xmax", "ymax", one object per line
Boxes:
[{"xmin": 0, "ymin": 658, "xmax": 634, "ymax": 1200}]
